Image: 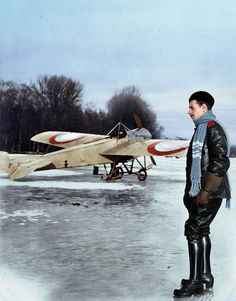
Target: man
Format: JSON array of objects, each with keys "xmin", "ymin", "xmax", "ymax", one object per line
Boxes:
[{"xmin": 173, "ymin": 91, "xmax": 231, "ymax": 298}]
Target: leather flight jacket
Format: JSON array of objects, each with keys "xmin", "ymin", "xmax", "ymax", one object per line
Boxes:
[{"xmin": 184, "ymin": 120, "xmax": 231, "ymax": 201}]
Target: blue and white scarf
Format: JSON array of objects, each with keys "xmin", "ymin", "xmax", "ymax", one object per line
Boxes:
[
  {"xmin": 189, "ymin": 110, "xmax": 231, "ymax": 207},
  {"xmin": 189, "ymin": 110, "xmax": 216, "ymax": 197}
]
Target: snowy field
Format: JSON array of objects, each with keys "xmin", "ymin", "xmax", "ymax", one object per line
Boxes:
[{"xmin": 0, "ymin": 157, "xmax": 235, "ymax": 301}]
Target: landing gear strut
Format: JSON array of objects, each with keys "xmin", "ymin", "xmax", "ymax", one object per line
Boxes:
[{"xmin": 106, "ymin": 164, "xmax": 124, "ymax": 180}]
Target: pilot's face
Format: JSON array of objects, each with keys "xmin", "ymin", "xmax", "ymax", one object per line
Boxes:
[{"xmin": 188, "ymin": 100, "xmax": 207, "ymax": 121}]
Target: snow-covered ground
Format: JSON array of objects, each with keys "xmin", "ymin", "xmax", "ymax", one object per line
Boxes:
[{"xmin": 0, "ymin": 157, "xmax": 235, "ymax": 301}]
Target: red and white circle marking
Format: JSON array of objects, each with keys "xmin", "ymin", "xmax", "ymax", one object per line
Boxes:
[
  {"xmin": 49, "ymin": 133, "xmax": 87, "ymax": 144},
  {"xmin": 148, "ymin": 141, "xmax": 188, "ymax": 156}
]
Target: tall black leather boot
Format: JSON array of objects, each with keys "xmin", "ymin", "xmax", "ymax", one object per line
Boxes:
[
  {"xmin": 174, "ymin": 240, "xmax": 204, "ymax": 298},
  {"xmin": 202, "ymin": 235, "xmax": 214, "ymax": 289},
  {"xmin": 181, "ymin": 235, "xmax": 214, "ymax": 290}
]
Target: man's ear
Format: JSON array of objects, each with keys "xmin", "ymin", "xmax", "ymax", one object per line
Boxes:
[{"xmin": 202, "ymin": 103, "xmax": 208, "ymax": 112}]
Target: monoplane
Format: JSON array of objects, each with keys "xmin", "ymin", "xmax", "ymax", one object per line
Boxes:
[{"xmin": 0, "ymin": 122, "xmax": 189, "ymax": 181}]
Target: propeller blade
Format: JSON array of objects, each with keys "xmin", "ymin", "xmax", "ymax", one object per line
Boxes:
[
  {"xmin": 132, "ymin": 113, "xmax": 143, "ymax": 129},
  {"xmin": 150, "ymin": 156, "xmax": 157, "ymax": 166}
]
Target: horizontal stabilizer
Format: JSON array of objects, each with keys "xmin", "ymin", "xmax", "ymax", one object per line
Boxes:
[{"xmin": 9, "ymin": 158, "xmax": 52, "ymax": 180}]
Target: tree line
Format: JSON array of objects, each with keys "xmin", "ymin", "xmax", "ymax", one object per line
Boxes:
[{"xmin": 0, "ymin": 75, "xmax": 163, "ymax": 153}]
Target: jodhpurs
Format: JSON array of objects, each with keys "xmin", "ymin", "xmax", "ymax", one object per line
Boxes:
[{"xmin": 184, "ymin": 197, "xmax": 222, "ymax": 242}]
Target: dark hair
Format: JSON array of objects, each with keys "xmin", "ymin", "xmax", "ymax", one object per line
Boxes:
[{"xmin": 189, "ymin": 91, "xmax": 214, "ymax": 109}]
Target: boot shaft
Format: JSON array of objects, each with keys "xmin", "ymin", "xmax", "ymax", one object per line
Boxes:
[
  {"xmin": 188, "ymin": 239, "xmax": 203, "ymax": 280},
  {"xmin": 202, "ymin": 235, "xmax": 211, "ymax": 274},
  {"xmin": 202, "ymin": 235, "xmax": 214, "ymax": 289}
]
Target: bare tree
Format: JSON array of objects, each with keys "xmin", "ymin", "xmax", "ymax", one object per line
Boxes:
[
  {"xmin": 83, "ymin": 106, "xmax": 108, "ymax": 134},
  {"xmin": 0, "ymin": 81, "xmax": 20, "ymax": 151},
  {"xmin": 0, "ymin": 76, "xmax": 85, "ymax": 152},
  {"xmin": 0, "ymin": 81, "xmax": 39, "ymax": 152},
  {"xmin": 107, "ymin": 86, "xmax": 163, "ymax": 138},
  {"xmin": 33, "ymin": 75, "xmax": 84, "ymax": 131}
]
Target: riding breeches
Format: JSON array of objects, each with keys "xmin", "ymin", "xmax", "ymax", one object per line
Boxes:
[{"xmin": 184, "ymin": 197, "xmax": 222, "ymax": 242}]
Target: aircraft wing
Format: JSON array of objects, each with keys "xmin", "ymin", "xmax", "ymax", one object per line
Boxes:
[
  {"xmin": 31, "ymin": 131, "xmax": 110, "ymax": 148},
  {"xmin": 100, "ymin": 139, "xmax": 189, "ymax": 158}
]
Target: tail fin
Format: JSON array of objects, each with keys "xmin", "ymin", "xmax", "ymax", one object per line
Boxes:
[{"xmin": 0, "ymin": 151, "xmax": 10, "ymax": 172}]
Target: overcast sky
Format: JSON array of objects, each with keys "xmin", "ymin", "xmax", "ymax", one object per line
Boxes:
[{"xmin": 1, "ymin": 0, "xmax": 236, "ymax": 143}]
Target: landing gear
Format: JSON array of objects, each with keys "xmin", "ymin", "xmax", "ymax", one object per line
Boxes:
[{"xmin": 103, "ymin": 157, "xmax": 151, "ymax": 181}]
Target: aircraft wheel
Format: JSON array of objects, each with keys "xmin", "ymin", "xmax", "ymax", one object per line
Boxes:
[{"xmin": 137, "ymin": 168, "xmax": 147, "ymax": 181}]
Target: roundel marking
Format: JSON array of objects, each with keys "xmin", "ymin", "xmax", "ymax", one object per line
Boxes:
[
  {"xmin": 148, "ymin": 141, "xmax": 188, "ymax": 156},
  {"xmin": 49, "ymin": 133, "xmax": 86, "ymax": 144}
]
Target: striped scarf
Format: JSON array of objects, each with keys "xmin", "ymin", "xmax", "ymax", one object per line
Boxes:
[
  {"xmin": 189, "ymin": 110, "xmax": 231, "ymax": 206},
  {"xmin": 189, "ymin": 110, "xmax": 216, "ymax": 197}
]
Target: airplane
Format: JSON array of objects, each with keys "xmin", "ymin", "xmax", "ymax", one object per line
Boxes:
[{"xmin": 0, "ymin": 122, "xmax": 189, "ymax": 181}]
